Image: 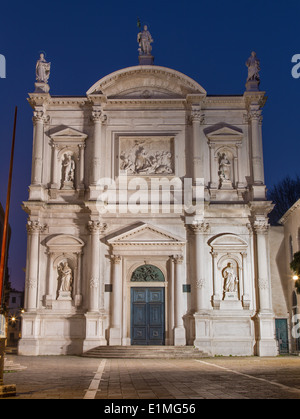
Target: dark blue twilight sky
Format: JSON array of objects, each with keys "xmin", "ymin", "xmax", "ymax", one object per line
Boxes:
[{"xmin": 0, "ymin": 0, "xmax": 299, "ymax": 290}]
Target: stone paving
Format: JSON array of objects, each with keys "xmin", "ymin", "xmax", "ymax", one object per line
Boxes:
[{"xmin": 2, "ymin": 354, "xmax": 300, "ymax": 399}]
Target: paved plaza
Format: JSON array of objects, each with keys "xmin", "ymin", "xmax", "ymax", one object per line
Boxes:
[{"xmin": 2, "ymin": 354, "xmax": 300, "ymax": 400}]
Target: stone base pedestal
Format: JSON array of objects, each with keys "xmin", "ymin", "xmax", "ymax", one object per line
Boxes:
[
  {"xmin": 57, "ymin": 291, "xmax": 72, "ymax": 301},
  {"xmin": 138, "ymin": 54, "xmax": 154, "ymax": 65},
  {"xmin": 245, "ymin": 79, "xmax": 260, "ymax": 92},
  {"xmin": 255, "ymin": 313, "xmax": 278, "ymax": 356},
  {"xmin": 174, "ymin": 327, "xmax": 186, "ymax": 346},
  {"xmin": 109, "ymin": 328, "xmax": 122, "ymax": 346},
  {"xmin": 34, "ymin": 82, "xmax": 50, "ymax": 93},
  {"xmin": 83, "ymin": 312, "xmax": 107, "ymax": 352}
]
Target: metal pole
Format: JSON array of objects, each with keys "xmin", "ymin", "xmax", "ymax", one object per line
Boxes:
[{"xmin": 0, "ymin": 107, "xmax": 17, "ymax": 398}]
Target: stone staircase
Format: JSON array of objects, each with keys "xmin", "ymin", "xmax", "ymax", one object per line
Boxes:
[{"xmin": 82, "ymin": 345, "xmax": 208, "ymax": 359}]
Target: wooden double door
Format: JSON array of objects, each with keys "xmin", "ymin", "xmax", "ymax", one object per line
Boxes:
[{"xmin": 131, "ymin": 287, "xmax": 165, "ymax": 345}]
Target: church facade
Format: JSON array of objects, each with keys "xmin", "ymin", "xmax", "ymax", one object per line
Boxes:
[{"xmin": 19, "ymin": 44, "xmax": 279, "ymax": 357}]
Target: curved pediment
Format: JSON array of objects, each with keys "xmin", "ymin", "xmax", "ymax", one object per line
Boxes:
[
  {"xmin": 47, "ymin": 234, "xmax": 85, "ymax": 253},
  {"xmin": 209, "ymin": 233, "xmax": 248, "ymax": 250},
  {"xmin": 86, "ymin": 65, "xmax": 206, "ymax": 99}
]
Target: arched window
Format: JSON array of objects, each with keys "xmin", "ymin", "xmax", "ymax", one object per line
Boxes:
[{"xmin": 131, "ymin": 264, "xmax": 165, "ymax": 282}]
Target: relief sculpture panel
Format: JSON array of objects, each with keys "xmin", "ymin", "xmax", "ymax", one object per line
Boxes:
[{"xmin": 119, "ymin": 136, "xmax": 174, "ymax": 175}]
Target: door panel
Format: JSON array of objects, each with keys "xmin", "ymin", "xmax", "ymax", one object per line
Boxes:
[
  {"xmin": 131, "ymin": 287, "xmax": 165, "ymax": 345},
  {"xmin": 275, "ymin": 319, "xmax": 289, "ymax": 354}
]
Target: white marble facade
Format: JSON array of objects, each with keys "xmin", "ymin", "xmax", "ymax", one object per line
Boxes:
[{"xmin": 19, "ymin": 63, "xmax": 278, "ymax": 357}]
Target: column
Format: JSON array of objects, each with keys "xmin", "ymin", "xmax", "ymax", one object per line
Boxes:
[
  {"xmin": 189, "ymin": 221, "xmax": 209, "ymax": 312},
  {"xmin": 78, "ymin": 144, "xmax": 85, "ymax": 188},
  {"xmin": 248, "ymin": 107, "xmax": 264, "ymax": 185},
  {"xmin": 25, "ymin": 221, "xmax": 46, "ymax": 312},
  {"xmin": 87, "ymin": 220, "xmax": 107, "ymax": 312},
  {"xmin": 90, "ymin": 109, "xmax": 107, "ymax": 185},
  {"xmin": 75, "ymin": 251, "xmax": 83, "ymax": 307},
  {"xmin": 50, "ymin": 143, "xmax": 59, "ymax": 188},
  {"xmin": 109, "ymin": 255, "xmax": 122, "ymax": 345},
  {"xmin": 32, "ymin": 110, "xmax": 47, "ymax": 185},
  {"xmin": 173, "ymin": 255, "xmax": 186, "ymax": 346},
  {"xmin": 211, "ymin": 251, "xmax": 220, "ymax": 308},
  {"xmin": 83, "ymin": 220, "xmax": 107, "ymax": 351},
  {"xmin": 253, "ymin": 218, "xmax": 277, "ymax": 356},
  {"xmin": 254, "ymin": 220, "xmax": 271, "ymax": 312},
  {"xmin": 190, "ymin": 107, "xmax": 204, "ymax": 183},
  {"xmin": 241, "ymin": 251, "xmax": 250, "ymax": 309}
]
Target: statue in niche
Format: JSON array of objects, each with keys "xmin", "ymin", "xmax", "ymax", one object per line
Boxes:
[
  {"xmin": 223, "ymin": 262, "xmax": 239, "ymax": 294},
  {"xmin": 61, "ymin": 154, "xmax": 75, "ymax": 189},
  {"xmin": 137, "ymin": 25, "xmax": 153, "ymax": 55},
  {"xmin": 246, "ymin": 51, "xmax": 260, "ymax": 82},
  {"xmin": 218, "ymin": 152, "xmax": 231, "ymax": 185},
  {"xmin": 57, "ymin": 261, "xmax": 73, "ymax": 293},
  {"xmin": 36, "ymin": 53, "xmax": 51, "ymax": 84}
]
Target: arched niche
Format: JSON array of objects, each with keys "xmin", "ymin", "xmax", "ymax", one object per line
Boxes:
[{"xmin": 45, "ymin": 235, "xmax": 85, "ymax": 307}]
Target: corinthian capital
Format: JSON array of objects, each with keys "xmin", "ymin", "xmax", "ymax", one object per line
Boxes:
[
  {"xmin": 247, "ymin": 109, "xmax": 263, "ymax": 123},
  {"xmin": 27, "ymin": 220, "xmax": 47, "ymax": 234},
  {"xmin": 87, "ymin": 220, "xmax": 107, "ymax": 234},
  {"xmin": 189, "ymin": 221, "xmax": 210, "ymax": 234},
  {"xmin": 91, "ymin": 109, "xmax": 107, "ymax": 124},
  {"xmin": 32, "ymin": 110, "xmax": 50, "ymax": 125},
  {"xmin": 253, "ymin": 219, "xmax": 269, "ymax": 234}
]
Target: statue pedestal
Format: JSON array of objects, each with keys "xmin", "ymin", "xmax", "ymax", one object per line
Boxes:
[
  {"xmin": 224, "ymin": 292, "xmax": 238, "ymax": 301},
  {"xmin": 220, "ymin": 180, "xmax": 233, "ymax": 190},
  {"xmin": 245, "ymin": 80, "xmax": 260, "ymax": 92},
  {"xmin": 61, "ymin": 181, "xmax": 74, "ymax": 190},
  {"xmin": 139, "ymin": 54, "xmax": 154, "ymax": 65},
  {"xmin": 57, "ymin": 291, "xmax": 72, "ymax": 301},
  {"xmin": 34, "ymin": 82, "xmax": 50, "ymax": 93}
]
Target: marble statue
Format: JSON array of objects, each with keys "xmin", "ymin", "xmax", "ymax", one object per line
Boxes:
[
  {"xmin": 58, "ymin": 262, "xmax": 73, "ymax": 293},
  {"xmin": 61, "ymin": 154, "xmax": 75, "ymax": 188},
  {"xmin": 218, "ymin": 152, "xmax": 231, "ymax": 183},
  {"xmin": 223, "ymin": 263, "xmax": 238, "ymax": 293},
  {"xmin": 36, "ymin": 53, "xmax": 51, "ymax": 84},
  {"xmin": 137, "ymin": 25, "xmax": 153, "ymax": 55},
  {"xmin": 246, "ymin": 51, "xmax": 260, "ymax": 82}
]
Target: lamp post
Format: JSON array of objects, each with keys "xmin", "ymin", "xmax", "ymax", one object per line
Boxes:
[{"xmin": 0, "ymin": 107, "xmax": 17, "ymax": 398}]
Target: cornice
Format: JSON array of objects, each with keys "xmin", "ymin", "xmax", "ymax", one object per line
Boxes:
[{"xmin": 279, "ymin": 198, "xmax": 300, "ymax": 225}]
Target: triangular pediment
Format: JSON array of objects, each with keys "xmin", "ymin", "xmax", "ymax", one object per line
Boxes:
[
  {"xmin": 50, "ymin": 127, "xmax": 88, "ymax": 141},
  {"xmin": 205, "ymin": 123, "xmax": 243, "ymax": 141},
  {"xmin": 87, "ymin": 65, "xmax": 206, "ymax": 99},
  {"xmin": 108, "ymin": 223, "xmax": 185, "ymax": 245}
]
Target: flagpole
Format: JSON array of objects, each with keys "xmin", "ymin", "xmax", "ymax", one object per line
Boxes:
[
  {"xmin": 0, "ymin": 107, "xmax": 17, "ymax": 398},
  {"xmin": 0, "ymin": 107, "xmax": 17, "ymax": 308}
]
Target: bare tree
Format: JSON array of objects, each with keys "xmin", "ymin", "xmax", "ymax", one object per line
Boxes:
[{"xmin": 267, "ymin": 175, "xmax": 300, "ymax": 225}]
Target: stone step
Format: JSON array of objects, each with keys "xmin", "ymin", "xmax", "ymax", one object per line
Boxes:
[{"xmin": 82, "ymin": 346, "xmax": 208, "ymax": 359}]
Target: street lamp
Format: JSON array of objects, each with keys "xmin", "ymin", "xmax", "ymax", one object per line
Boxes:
[{"xmin": 293, "ymin": 274, "xmax": 299, "ymax": 281}]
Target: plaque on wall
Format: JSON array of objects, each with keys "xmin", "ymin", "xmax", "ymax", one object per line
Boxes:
[{"xmin": 119, "ymin": 136, "xmax": 174, "ymax": 176}]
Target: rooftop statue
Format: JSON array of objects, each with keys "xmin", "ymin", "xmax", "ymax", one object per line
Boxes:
[
  {"xmin": 137, "ymin": 24, "xmax": 153, "ymax": 56},
  {"xmin": 36, "ymin": 53, "xmax": 51, "ymax": 84},
  {"xmin": 246, "ymin": 51, "xmax": 260, "ymax": 82},
  {"xmin": 245, "ymin": 51, "xmax": 260, "ymax": 91}
]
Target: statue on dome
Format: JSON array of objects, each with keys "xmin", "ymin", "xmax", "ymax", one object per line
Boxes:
[{"xmin": 137, "ymin": 24, "xmax": 153, "ymax": 56}]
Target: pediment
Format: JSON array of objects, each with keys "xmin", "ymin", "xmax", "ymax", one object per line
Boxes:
[
  {"xmin": 209, "ymin": 234, "xmax": 248, "ymax": 250},
  {"xmin": 50, "ymin": 127, "xmax": 88, "ymax": 142},
  {"xmin": 47, "ymin": 234, "xmax": 85, "ymax": 252},
  {"xmin": 205, "ymin": 123, "xmax": 243, "ymax": 141},
  {"xmin": 87, "ymin": 65, "xmax": 206, "ymax": 99},
  {"xmin": 108, "ymin": 223, "xmax": 185, "ymax": 246}
]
